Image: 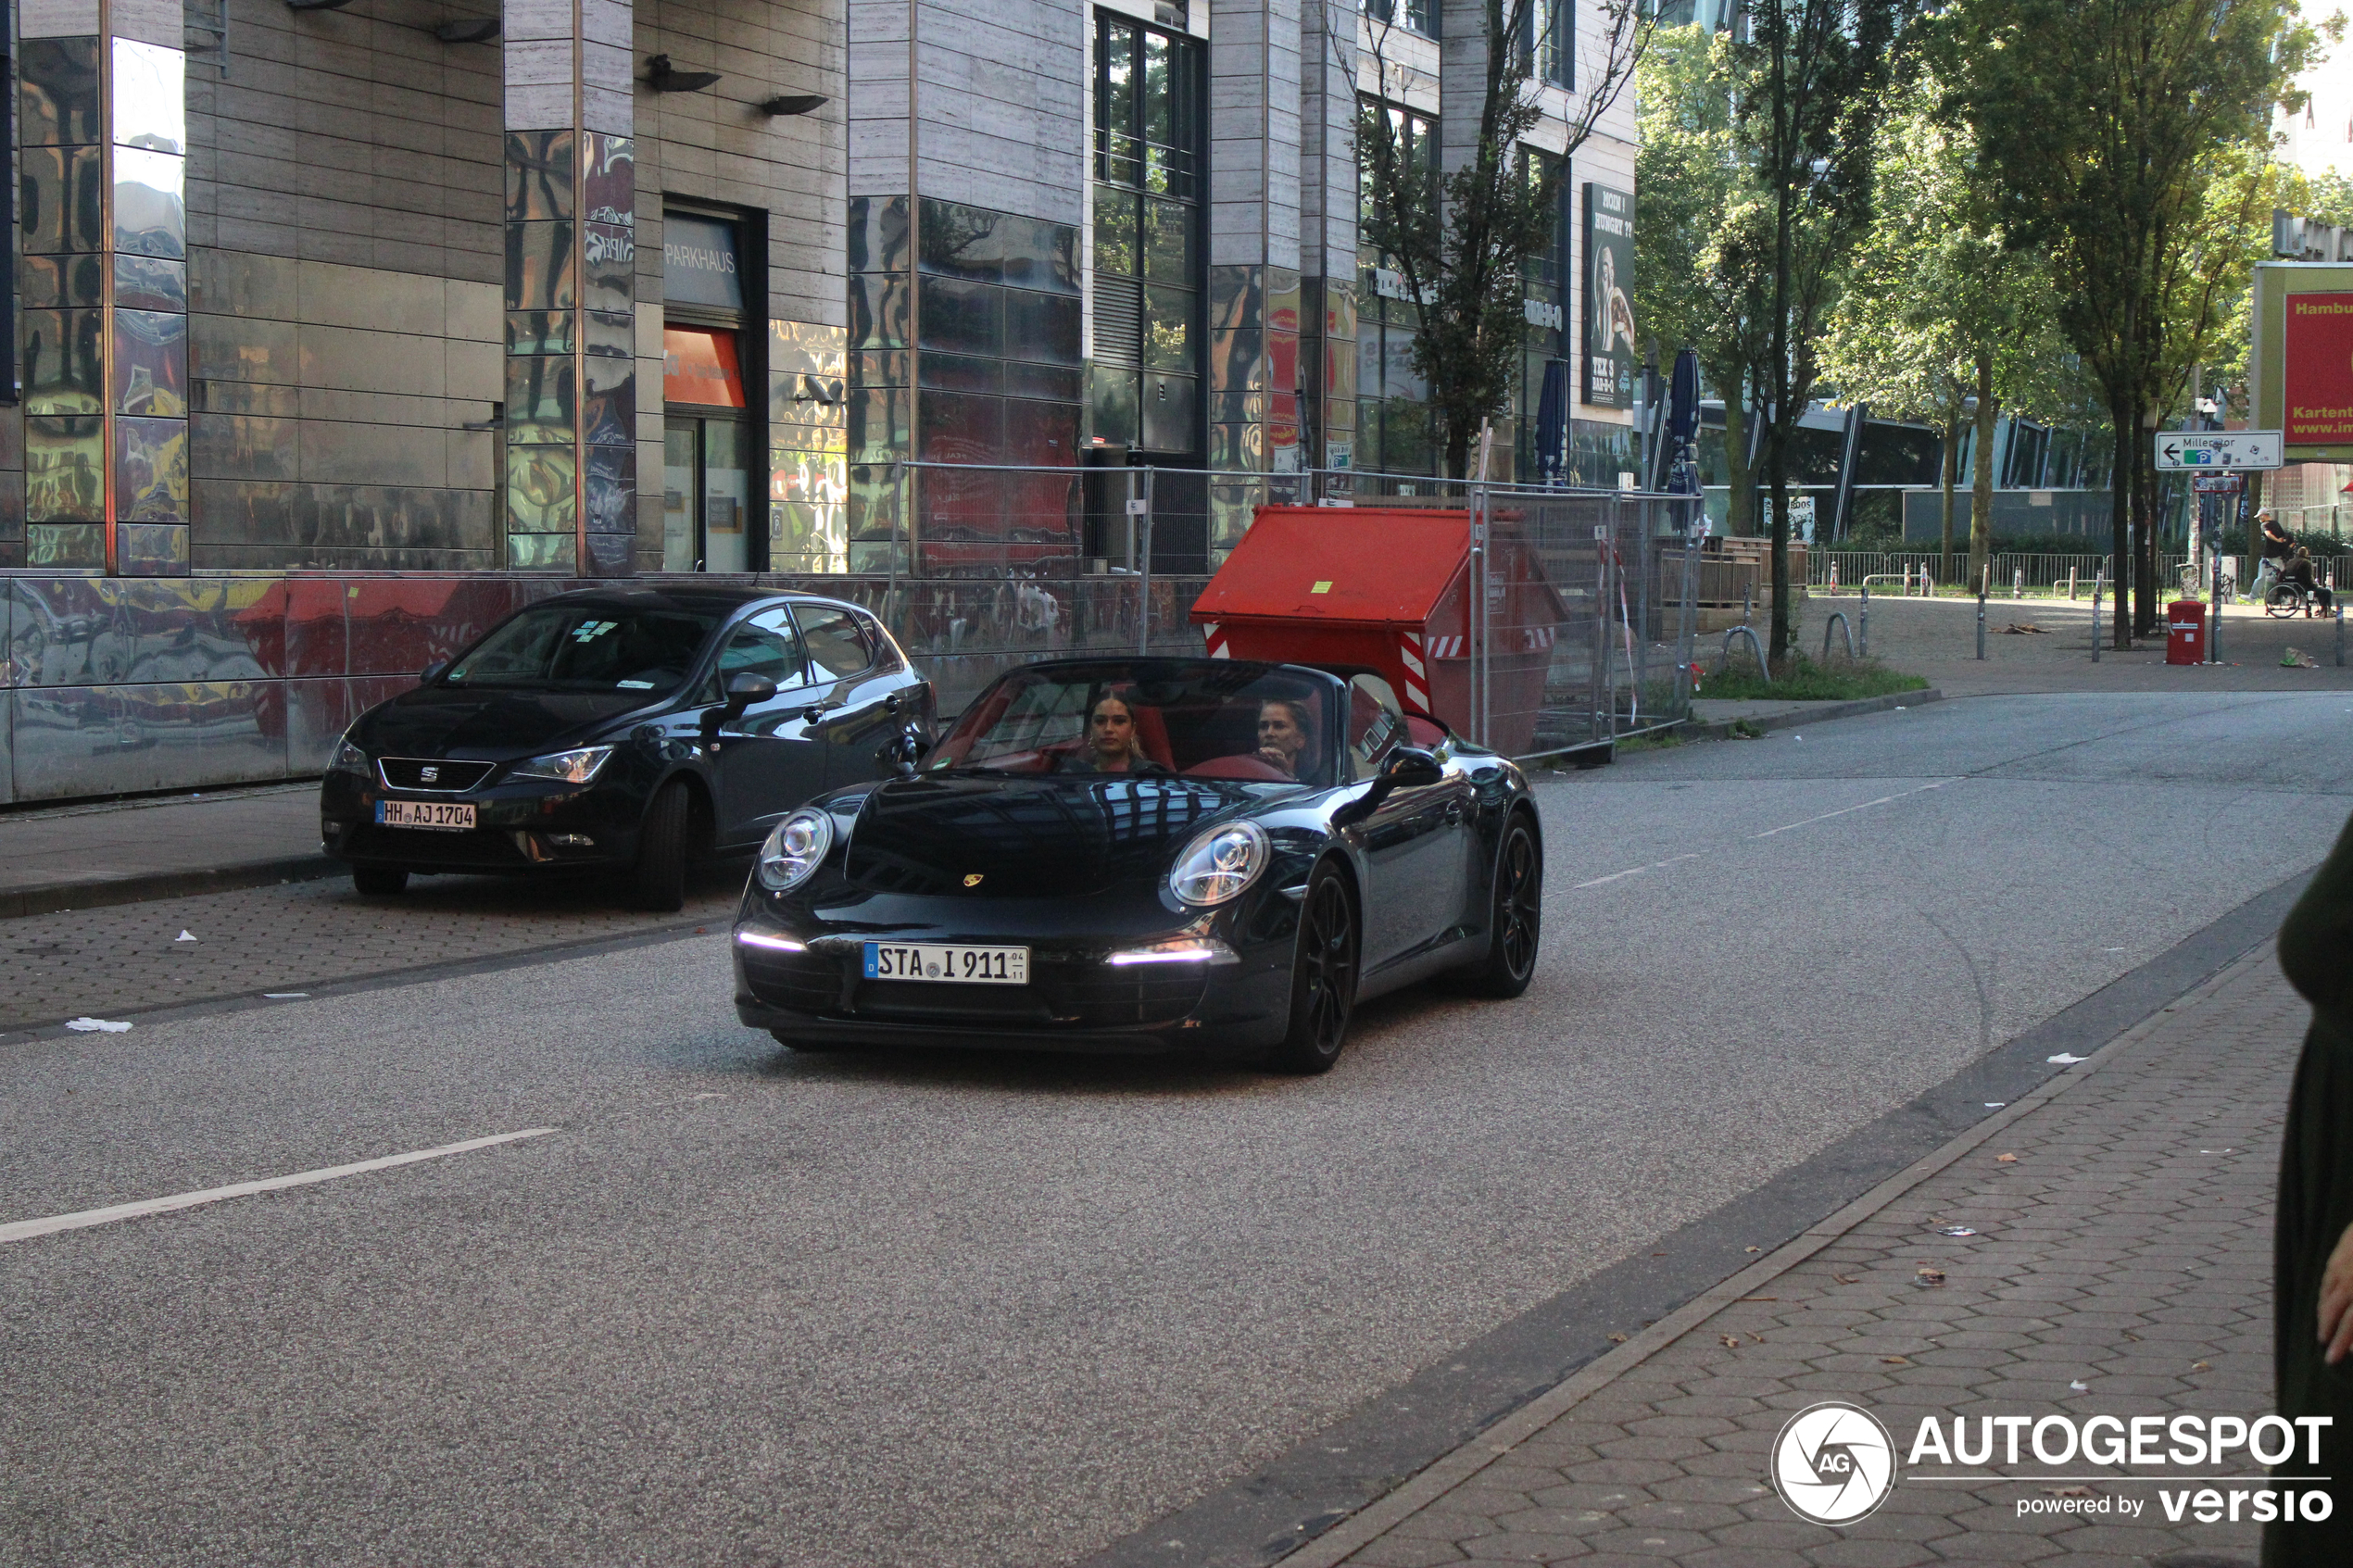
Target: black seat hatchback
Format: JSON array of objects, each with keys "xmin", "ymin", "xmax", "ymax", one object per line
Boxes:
[{"xmin": 321, "ymin": 586, "xmax": 933, "ymax": 909}]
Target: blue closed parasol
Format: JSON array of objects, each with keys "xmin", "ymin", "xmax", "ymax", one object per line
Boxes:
[{"xmin": 1535, "ymin": 359, "xmax": 1569, "ymax": 485}]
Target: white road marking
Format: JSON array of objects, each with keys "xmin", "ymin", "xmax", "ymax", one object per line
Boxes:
[
  {"xmin": 1751, "ymin": 778, "xmax": 1957, "ymax": 839},
  {"xmin": 0, "ymin": 1128, "xmax": 560, "ymax": 1247},
  {"xmin": 1572, "ymin": 853, "xmax": 1699, "ymax": 890}
]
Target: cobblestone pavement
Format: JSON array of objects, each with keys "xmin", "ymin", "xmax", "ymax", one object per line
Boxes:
[
  {"xmin": 1287, "ymin": 944, "xmax": 2298, "ymax": 1568},
  {"xmin": 0, "ymin": 867, "xmax": 743, "ymax": 1031}
]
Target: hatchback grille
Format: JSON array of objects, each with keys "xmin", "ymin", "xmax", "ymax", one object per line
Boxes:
[{"xmin": 378, "ymin": 758, "xmax": 497, "ymax": 792}]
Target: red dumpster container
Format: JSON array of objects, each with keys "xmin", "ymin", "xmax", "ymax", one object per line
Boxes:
[
  {"xmin": 1188, "ymin": 506, "xmax": 1568, "ymax": 755},
  {"xmin": 2166, "ymin": 599, "xmax": 2206, "ymax": 665}
]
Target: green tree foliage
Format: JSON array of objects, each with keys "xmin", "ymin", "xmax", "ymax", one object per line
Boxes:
[
  {"xmin": 1634, "ymin": 25, "xmax": 1775, "ymax": 537},
  {"xmin": 1733, "ymin": 0, "xmax": 1911, "ymax": 660},
  {"xmin": 1359, "ymin": 0, "xmax": 1652, "ymax": 478},
  {"xmin": 1945, "ymin": 0, "xmax": 2331, "ymax": 642},
  {"xmin": 1818, "ymin": 76, "xmax": 2089, "ymax": 592}
]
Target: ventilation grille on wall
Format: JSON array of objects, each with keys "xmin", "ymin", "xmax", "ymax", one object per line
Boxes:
[{"xmin": 1092, "ymin": 278, "xmax": 1142, "ymax": 366}]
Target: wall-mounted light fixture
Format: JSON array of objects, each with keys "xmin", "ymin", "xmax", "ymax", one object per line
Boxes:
[
  {"xmin": 760, "ymin": 94, "xmax": 828, "ymax": 117},
  {"xmin": 646, "ymin": 55, "xmax": 722, "ymax": 93},
  {"xmin": 284, "ymin": 0, "xmax": 358, "ymax": 12},
  {"xmin": 434, "ymin": 16, "xmax": 500, "ymax": 42}
]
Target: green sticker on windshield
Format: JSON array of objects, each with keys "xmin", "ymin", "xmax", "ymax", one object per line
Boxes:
[{"xmin": 572, "ymin": 620, "xmax": 618, "ymax": 643}]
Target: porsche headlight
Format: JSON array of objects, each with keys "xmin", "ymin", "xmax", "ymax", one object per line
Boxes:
[
  {"xmin": 758, "ymin": 809, "xmax": 835, "ymax": 893},
  {"xmin": 1169, "ymin": 821, "xmax": 1269, "ymax": 906},
  {"xmin": 327, "ymin": 736, "xmax": 369, "ymax": 776},
  {"xmin": 513, "ymin": 745, "xmax": 614, "ymax": 784}
]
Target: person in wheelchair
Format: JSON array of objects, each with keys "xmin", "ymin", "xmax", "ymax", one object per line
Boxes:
[{"xmin": 2279, "ymin": 546, "xmax": 2335, "ymax": 618}]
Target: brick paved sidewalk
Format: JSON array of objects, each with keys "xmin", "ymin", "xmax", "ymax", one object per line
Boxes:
[{"xmin": 1287, "ymin": 944, "xmax": 2301, "ymax": 1568}]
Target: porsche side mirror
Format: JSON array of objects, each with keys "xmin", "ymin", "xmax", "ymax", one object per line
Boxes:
[
  {"xmin": 1382, "ymin": 746, "xmax": 1444, "ymax": 787},
  {"xmin": 420, "ymin": 659, "xmax": 447, "ymax": 684}
]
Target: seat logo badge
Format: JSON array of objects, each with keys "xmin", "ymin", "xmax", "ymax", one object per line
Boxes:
[
  {"xmin": 1771, "ymin": 1401, "xmax": 1896, "ymax": 1524},
  {"xmin": 963, "ymin": 873, "xmax": 984, "ymax": 887},
  {"xmin": 421, "ymin": 766, "xmax": 439, "ymax": 783}
]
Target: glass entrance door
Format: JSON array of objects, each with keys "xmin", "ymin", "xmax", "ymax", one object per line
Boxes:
[{"xmin": 662, "ymin": 416, "xmax": 752, "ymax": 572}]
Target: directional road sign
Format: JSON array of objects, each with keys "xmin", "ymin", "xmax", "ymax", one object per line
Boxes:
[{"xmin": 2154, "ymin": 431, "xmax": 2284, "ymax": 470}]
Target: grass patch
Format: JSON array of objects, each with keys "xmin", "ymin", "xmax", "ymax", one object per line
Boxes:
[
  {"xmin": 1696, "ymin": 652, "xmax": 1930, "ymax": 702},
  {"xmin": 1611, "ymin": 729, "xmax": 1688, "ymax": 756}
]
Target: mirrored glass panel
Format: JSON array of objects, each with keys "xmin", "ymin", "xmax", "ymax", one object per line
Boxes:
[
  {"xmin": 849, "ymin": 389, "xmax": 908, "ymax": 465},
  {"xmin": 114, "ymin": 309, "xmax": 189, "ymax": 416},
  {"xmin": 1006, "ymin": 290, "xmax": 1083, "ymax": 366},
  {"xmin": 25, "ymin": 415, "xmax": 107, "ymax": 522},
  {"xmin": 585, "ymin": 530, "xmax": 632, "ymax": 575},
  {"xmin": 849, "ymin": 274, "xmax": 908, "ymax": 350},
  {"xmin": 114, "ymin": 255, "xmax": 186, "ymax": 312},
  {"xmin": 508, "ymin": 531, "xmax": 578, "ymax": 571},
  {"xmin": 23, "ymin": 255, "xmax": 106, "ymax": 309},
  {"xmin": 1002, "ymin": 216, "xmax": 1079, "ymax": 295},
  {"xmin": 847, "ymin": 196, "xmax": 909, "ymax": 273},
  {"xmin": 1143, "ymin": 373, "xmax": 1196, "ymax": 453},
  {"xmin": 19, "ymin": 38, "xmax": 100, "ymax": 147},
  {"xmin": 1094, "ymin": 190, "xmax": 1139, "ymax": 278},
  {"xmin": 115, "ymin": 147, "xmax": 187, "ymax": 258},
  {"xmin": 581, "ymin": 224, "xmax": 635, "ymax": 313},
  {"xmin": 1008, "ymin": 398, "xmax": 1080, "ymax": 466},
  {"xmin": 507, "ymin": 446, "xmax": 578, "ymax": 532},
  {"xmin": 505, "ymin": 310, "xmax": 576, "ymax": 356},
  {"xmin": 1008, "ymin": 363, "xmax": 1084, "ymax": 402},
  {"xmin": 505, "ymin": 355, "xmax": 577, "ymax": 445},
  {"xmin": 850, "ymin": 349, "xmax": 908, "ymax": 388},
  {"xmin": 585, "ymin": 309, "xmax": 634, "ymax": 358},
  {"xmin": 583, "ymin": 134, "xmax": 635, "ymax": 228},
  {"xmin": 21, "ymin": 146, "xmax": 106, "ymax": 255},
  {"xmin": 581, "ymin": 358, "xmax": 635, "ymax": 447},
  {"xmin": 117, "ymin": 521, "xmax": 192, "ymax": 576},
  {"xmin": 586, "ymin": 445, "xmax": 636, "ymax": 533},
  {"xmin": 116, "ymin": 416, "xmax": 191, "ymax": 522},
  {"xmin": 1090, "ymin": 368, "xmax": 1140, "ymax": 447},
  {"xmin": 918, "ymin": 390, "xmax": 1004, "ymax": 462},
  {"xmin": 505, "ymin": 131, "xmax": 576, "ymax": 222},
  {"xmin": 112, "ymin": 41, "xmax": 186, "ymax": 155},
  {"xmin": 917, "ymin": 277, "xmax": 1002, "ymax": 358},
  {"xmin": 22, "ymin": 309, "xmax": 106, "ymax": 415},
  {"xmin": 918, "ymin": 353, "xmax": 1001, "ymax": 395},
  {"xmin": 1142, "ymin": 287, "xmax": 1192, "ymax": 371},
  {"xmin": 920, "ymin": 199, "xmax": 1002, "ymax": 282},
  {"xmin": 504, "ymin": 221, "xmax": 578, "ymax": 311},
  {"xmin": 29, "ymin": 522, "xmax": 107, "ymax": 568},
  {"xmin": 1142, "ymin": 199, "xmax": 1192, "ymax": 285}
]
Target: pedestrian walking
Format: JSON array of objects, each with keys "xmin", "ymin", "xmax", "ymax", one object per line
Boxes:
[{"xmin": 2268, "ymin": 813, "xmax": 2353, "ymax": 1565}]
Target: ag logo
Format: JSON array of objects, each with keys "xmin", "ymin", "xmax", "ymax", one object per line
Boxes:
[
  {"xmin": 963, "ymin": 873, "xmax": 984, "ymax": 887},
  {"xmin": 1770, "ymin": 1401, "xmax": 1896, "ymax": 1524}
]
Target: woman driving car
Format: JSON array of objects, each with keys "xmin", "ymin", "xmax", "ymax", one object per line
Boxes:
[{"xmin": 1254, "ymin": 698, "xmax": 1315, "ymax": 780}]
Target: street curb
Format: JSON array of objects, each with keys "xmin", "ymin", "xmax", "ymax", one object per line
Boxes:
[
  {"xmin": 1272, "ymin": 938, "xmax": 2282, "ymax": 1568},
  {"xmin": 1684, "ymin": 686, "xmax": 1943, "ymax": 742},
  {"xmin": 0, "ymin": 855, "xmax": 343, "ymax": 920}
]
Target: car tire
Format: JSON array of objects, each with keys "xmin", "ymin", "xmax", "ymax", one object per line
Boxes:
[
  {"xmin": 1265, "ymin": 861, "xmax": 1359, "ymax": 1075},
  {"xmin": 1455, "ymin": 814, "xmax": 1541, "ymax": 998},
  {"xmin": 352, "ymin": 865, "xmax": 409, "ymax": 896},
  {"xmin": 629, "ymin": 782, "xmax": 690, "ymax": 911}
]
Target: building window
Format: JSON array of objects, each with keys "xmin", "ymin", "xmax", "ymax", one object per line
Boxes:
[
  {"xmin": 1364, "ymin": 0, "xmax": 1439, "ymax": 39},
  {"xmin": 1534, "ymin": 0, "xmax": 1572, "ymax": 88},
  {"xmin": 1357, "ymin": 98, "xmax": 1440, "ymax": 474},
  {"xmin": 1093, "ymin": 12, "xmax": 1203, "ymax": 455}
]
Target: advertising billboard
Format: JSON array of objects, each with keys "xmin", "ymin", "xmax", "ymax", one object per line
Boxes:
[
  {"xmin": 1582, "ymin": 183, "xmax": 1636, "ymax": 409},
  {"xmin": 2252, "ymin": 262, "xmax": 2353, "ymax": 460}
]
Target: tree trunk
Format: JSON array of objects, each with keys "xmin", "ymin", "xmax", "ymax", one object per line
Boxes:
[
  {"xmin": 2108, "ymin": 397, "xmax": 2133, "ymax": 649},
  {"xmin": 1766, "ymin": 420, "xmax": 1793, "ymax": 661},
  {"xmin": 1969, "ymin": 354, "xmax": 1998, "ymax": 596},
  {"xmin": 1938, "ymin": 417, "xmax": 1960, "ymax": 587},
  {"xmin": 2134, "ymin": 434, "xmax": 2160, "ymax": 636},
  {"xmin": 1722, "ymin": 384, "xmax": 1756, "ymax": 537}
]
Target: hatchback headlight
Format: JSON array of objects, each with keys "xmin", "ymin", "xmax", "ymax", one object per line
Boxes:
[
  {"xmin": 758, "ymin": 809, "xmax": 835, "ymax": 892},
  {"xmin": 513, "ymin": 745, "xmax": 614, "ymax": 784},
  {"xmin": 1168, "ymin": 821, "xmax": 1269, "ymax": 906},
  {"xmin": 327, "ymin": 736, "xmax": 368, "ymax": 776}
]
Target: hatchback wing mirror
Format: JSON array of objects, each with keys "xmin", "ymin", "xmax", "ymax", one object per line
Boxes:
[
  {"xmin": 420, "ymin": 659, "xmax": 447, "ymax": 684},
  {"xmin": 705, "ymin": 671, "xmax": 776, "ymax": 736}
]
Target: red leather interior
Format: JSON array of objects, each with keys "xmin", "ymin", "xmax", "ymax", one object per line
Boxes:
[{"xmin": 1183, "ymin": 754, "xmax": 1294, "ymax": 782}]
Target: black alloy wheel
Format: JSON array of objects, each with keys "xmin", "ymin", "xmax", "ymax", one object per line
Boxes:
[
  {"xmin": 1267, "ymin": 861, "xmax": 1359, "ymax": 1074},
  {"xmin": 1456, "ymin": 815, "xmax": 1541, "ymax": 998},
  {"xmin": 352, "ymin": 865, "xmax": 409, "ymax": 896},
  {"xmin": 629, "ymin": 781, "xmax": 690, "ymax": 911}
]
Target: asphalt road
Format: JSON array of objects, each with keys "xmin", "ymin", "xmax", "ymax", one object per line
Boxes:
[{"xmin": 3, "ymin": 692, "xmax": 2347, "ymax": 1568}]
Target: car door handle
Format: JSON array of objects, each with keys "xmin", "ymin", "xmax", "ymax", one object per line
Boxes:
[
  {"xmin": 801, "ymin": 701, "xmax": 843, "ymax": 723},
  {"xmin": 1442, "ymin": 798, "xmax": 1467, "ymax": 824}
]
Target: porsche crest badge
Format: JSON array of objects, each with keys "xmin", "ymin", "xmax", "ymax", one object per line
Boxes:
[{"xmin": 963, "ymin": 873, "xmax": 984, "ymax": 887}]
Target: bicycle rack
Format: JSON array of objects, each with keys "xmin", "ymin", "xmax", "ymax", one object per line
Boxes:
[
  {"xmin": 1821, "ymin": 611, "xmax": 1856, "ymax": 663},
  {"xmin": 1719, "ymin": 625, "xmax": 1769, "ymax": 685}
]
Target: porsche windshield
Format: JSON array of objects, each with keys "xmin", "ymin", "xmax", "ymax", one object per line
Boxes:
[
  {"xmin": 443, "ymin": 605, "xmax": 721, "ymax": 693},
  {"xmin": 929, "ymin": 664, "xmax": 1339, "ymax": 786}
]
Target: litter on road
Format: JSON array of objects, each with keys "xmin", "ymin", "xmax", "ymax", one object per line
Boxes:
[
  {"xmin": 2048, "ymin": 1052, "xmax": 2089, "ymax": 1064},
  {"xmin": 175, "ymin": 931, "xmax": 195, "ymax": 943},
  {"xmin": 64, "ymin": 1018, "xmax": 131, "ymax": 1032}
]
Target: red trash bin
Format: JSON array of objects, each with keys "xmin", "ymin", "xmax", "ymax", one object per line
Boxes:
[{"xmin": 2166, "ymin": 599, "xmax": 2206, "ymax": 665}]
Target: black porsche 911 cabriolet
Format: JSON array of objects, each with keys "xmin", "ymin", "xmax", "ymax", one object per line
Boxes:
[{"xmin": 731, "ymin": 657, "xmax": 1541, "ymax": 1073}]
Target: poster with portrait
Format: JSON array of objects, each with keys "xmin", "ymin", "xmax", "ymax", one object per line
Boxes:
[{"xmin": 1582, "ymin": 183, "xmax": 1636, "ymax": 408}]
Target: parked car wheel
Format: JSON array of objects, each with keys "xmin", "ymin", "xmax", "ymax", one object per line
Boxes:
[
  {"xmin": 352, "ymin": 865, "xmax": 409, "ymax": 896},
  {"xmin": 1453, "ymin": 813, "xmax": 1541, "ymax": 998},
  {"xmin": 1265, "ymin": 862, "xmax": 1359, "ymax": 1074},
  {"xmin": 630, "ymin": 782, "xmax": 690, "ymax": 911}
]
